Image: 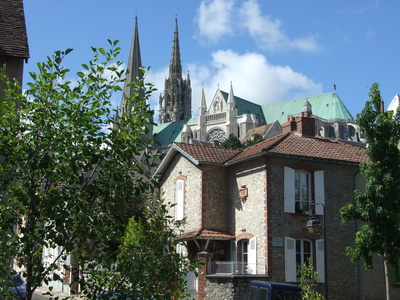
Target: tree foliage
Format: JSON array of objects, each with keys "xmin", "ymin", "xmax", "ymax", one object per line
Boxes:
[
  {"xmin": 221, "ymin": 133, "xmax": 243, "ymax": 149},
  {"xmin": 298, "ymin": 257, "xmax": 324, "ymax": 300},
  {"xmin": 0, "ymin": 40, "xmax": 196, "ymax": 300},
  {"xmin": 243, "ymin": 133, "xmax": 264, "ymax": 148},
  {"xmin": 340, "ymin": 82, "xmax": 400, "ymax": 299},
  {"xmin": 221, "ymin": 133, "xmax": 264, "ymax": 150}
]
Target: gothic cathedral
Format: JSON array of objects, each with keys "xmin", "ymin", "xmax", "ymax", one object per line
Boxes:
[{"xmin": 158, "ymin": 19, "xmax": 192, "ymax": 124}]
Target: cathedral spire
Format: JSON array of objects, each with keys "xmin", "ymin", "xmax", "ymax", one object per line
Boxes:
[
  {"xmin": 169, "ymin": 18, "xmax": 182, "ymax": 78},
  {"xmin": 199, "ymin": 84, "xmax": 207, "ymax": 115},
  {"xmin": 120, "ymin": 16, "xmax": 142, "ymax": 115},
  {"xmin": 158, "ymin": 18, "xmax": 192, "ymax": 124}
]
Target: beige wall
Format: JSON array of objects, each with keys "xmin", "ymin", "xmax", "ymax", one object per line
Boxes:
[{"xmin": 160, "ymin": 155, "xmax": 202, "ymax": 233}]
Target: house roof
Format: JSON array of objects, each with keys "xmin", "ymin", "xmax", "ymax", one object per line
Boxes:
[
  {"xmin": 152, "ymin": 142, "xmax": 241, "ymax": 178},
  {"xmin": 153, "ymin": 132, "xmax": 368, "ymax": 179},
  {"xmin": 230, "ymin": 132, "xmax": 369, "ymax": 164},
  {"xmin": 177, "ymin": 229, "xmax": 235, "ymax": 241},
  {"xmin": 0, "ymin": 0, "xmax": 30, "ymax": 58},
  {"xmin": 242, "ymin": 120, "xmax": 279, "ymax": 142}
]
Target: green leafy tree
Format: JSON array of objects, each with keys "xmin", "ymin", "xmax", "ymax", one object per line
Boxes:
[
  {"xmin": 0, "ymin": 40, "xmax": 196, "ymax": 300},
  {"xmin": 298, "ymin": 257, "xmax": 324, "ymax": 300},
  {"xmin": 340, "ymin": 82, "xmax": 400, "ymax": 300},
  {"xmin": 221, "ymin": 133, "xmax": 243, "ymax": 149},
  {"xmin": 244, "ymin": 133, "xmax": 264, "ymax": 148}
]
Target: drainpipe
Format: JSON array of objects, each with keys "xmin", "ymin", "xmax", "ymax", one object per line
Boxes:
[{"xmin": 353, "ymin": 168, "xmax": 361, "ymax": 300}]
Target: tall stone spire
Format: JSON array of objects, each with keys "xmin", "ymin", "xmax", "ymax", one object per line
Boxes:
[
  {"xmin": 118, "ymin": 17, "xmax": 153, "ymax": 139},
  {"xmin": 120, "ymin": 16, "xmax": 143, "ymax": 115},
  {"xmin": 158, "ymin": 18, "xmax": 192, "ymax": 124},
  {"xmin": 169, "ymin": 18, "xmax": 182, "ymax": 78}
]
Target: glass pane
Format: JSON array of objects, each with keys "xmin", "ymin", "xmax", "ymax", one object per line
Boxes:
[
  {"xmin": 304, "ymin": 241, "xmax": 311, "ymax": 254},
  {"xmin": 259, "ymin": 288, "xmax": 268, "ymax": 300}
]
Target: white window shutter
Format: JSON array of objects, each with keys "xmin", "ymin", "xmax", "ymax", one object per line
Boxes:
[
  {"xmin": 248, "ymin": 238, "xmax": 257, "ymax": 274},
  {"xmin": 176, "ymin": 243, "xmax": 183, "ymax": 255},
  {"xmin": 284, "ymin": 167, "xmax": 295, "ymax": 213},
  {"xmin": 175, "ymin": 180, "xmax": 184, "ymax": 221},
  {"xmin": 314, "ymin": 171, "xmax": 325, "ymax": 215},
  {"xmin": 285, "ymin": 237, "xmax": 297, "ymax": 282},
  {"xmin": 316, "ymin": 239, "xmax": 325, "ymax": 283}
]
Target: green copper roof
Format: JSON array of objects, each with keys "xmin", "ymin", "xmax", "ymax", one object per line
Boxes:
[
  {"xmin": 153, "ymin": 118, "xmax": 198, "ymax": 146},
  {"xmin": 153, "ymin": 92, "xmax": 354, "ymax": 146},
  {"xmin": 261, "ymin": 92, "xmax": 354, "ymax": 125},
  {"xmin": 220, "ymin": 91, "xmax": 266, "ymax": 124}
]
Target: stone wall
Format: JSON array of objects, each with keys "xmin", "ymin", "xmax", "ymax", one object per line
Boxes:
[
  {"xmin": 160, "ymin": 155, "xmax": 202, "ymax": 233},
  {"xmin": 205, "ymin": 275, "xmax": 269, "ymax": 300}
]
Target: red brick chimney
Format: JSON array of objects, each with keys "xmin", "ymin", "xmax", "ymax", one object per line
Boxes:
[
  {"xmin": 282, "ymin": 116, "xmax": 297, "ymax": 133},
  {"xmin": 282, "ymin": 101, "xmax": 316, "ymax": 136},
  {"xmin": 296, "ymin": 100, "xmax": 315, "ymax": 136}
]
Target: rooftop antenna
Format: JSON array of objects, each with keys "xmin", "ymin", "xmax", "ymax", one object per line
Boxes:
[{"xmin": 334, "ymin": 84, "xmax": 336, "ymax": 93}]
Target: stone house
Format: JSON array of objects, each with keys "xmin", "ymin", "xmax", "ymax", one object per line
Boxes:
[
  {"xmin": 153, "ymin": 113, "xmax": 396, "ymax": 300},
  {"xmin": 0, "ymin": 0, "xmax": 30, "ymax": 97}
]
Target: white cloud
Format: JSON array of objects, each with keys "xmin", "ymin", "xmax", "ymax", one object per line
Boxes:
[
  {"xmin": 196, "ymin": 0, "xmax": 236, "ymax": 43},
  {"xmin": 195, "ymin": 0, "xmax": 321, "ymax": 53},
  {"xmin": 239, "ymin": 0, "xmax": 320, "ymax": 52},
  {"xmin": 146, "ymin": 50, "xmax": 322, "ymax": 122}
]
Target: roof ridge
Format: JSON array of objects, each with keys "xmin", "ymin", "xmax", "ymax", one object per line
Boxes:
[{"xmin": 261, "ymin": 132, "xmax": 291, "ymax": 152}]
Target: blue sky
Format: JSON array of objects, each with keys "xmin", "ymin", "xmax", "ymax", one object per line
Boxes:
[{"xmin": 23, "ymin": 0, "xmax": 399, "ymax": 123}]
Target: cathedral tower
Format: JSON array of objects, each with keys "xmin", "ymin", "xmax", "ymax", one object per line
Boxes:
[
  {"xmin": 118, "ymin": 17, "xmax": 153, "ymax": 138},
  {"xmin": 158, "ymin": 19, "xmax": 192, "ymax": 124}
]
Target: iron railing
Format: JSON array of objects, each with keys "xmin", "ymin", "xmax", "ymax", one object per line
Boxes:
[{"xmin": 208, "ymin": 261, "xmax": 265, "ymax": 275}]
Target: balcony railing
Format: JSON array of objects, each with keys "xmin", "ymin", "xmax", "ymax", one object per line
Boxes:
[
  {"xmin": 205, "ymin": 112, "xmax": 226, "ymax": 124},
  {"xmin": 208, "ymin": 261, "xmax": 265, "ymax": 275}
]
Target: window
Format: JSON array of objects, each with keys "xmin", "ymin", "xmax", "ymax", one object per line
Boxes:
[
  {"xmin": 296, "ymin": 240, "xmax": 312, "ymax": 273},
  {"xmin": 339, "ymin": 126, "xmax": 345, "ymax": 139},
  {"xmin": 233, "ymin": 238, "xmax": 257, "ymax": 274},
  {"xmin": 175, "ymin": 179, "xmax": 184, "ymax": 221},
  {"xmin": 284, "ymin": 167, "xmax": 325, "ymax": 214},
  {"xmin": 285, "ymin": 237, "xmax": 325, "ymax": 283},
  {"xmin": 295, "ymin": 171, "xmax": 311, "ymax": 213}
]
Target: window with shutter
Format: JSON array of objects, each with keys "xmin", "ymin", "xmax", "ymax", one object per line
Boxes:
[
  {"xmin": 285, "ymin": 237, "xmax": 325, "ymax": 283},
  {"xmin": 175, "ymin": 179, "xmax": 184, "ymax": 221},
  {"xmin": 284, "ymin": 167, "xmax": 325, "ymax": 214}
]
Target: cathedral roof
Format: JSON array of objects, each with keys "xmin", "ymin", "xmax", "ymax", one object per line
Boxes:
[
  {"xmin": 153, "ymin": 118, "xmax": 198, "ymax": 145},
  {"xmin": 153, "ymin": 91, "xmax": 354, "ymax": 146},
  {"xmin": 220, "ymin": 90, "xmax": 266, "ymax": 124},
  {"xmin": 261, "ymin": 92, "xmax": 354, "ymax": 125},
  {"xmin": 0, "ymin": 0, "xmax": 30, "ymax": 58}
]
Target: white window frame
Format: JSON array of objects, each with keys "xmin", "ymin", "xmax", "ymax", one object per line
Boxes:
[
  {"xmin": 294, "ymin": 170, "xmax": 312, "ymax": 214},
  {"xmin": 285, "ymin": 237, "xmax": 325, "ymax": 283},
  {"xmin": 175, "ymin": 179, "xmax": 184, "ymax": 221},
  {"xmin": 284, "ymin": 167, "xmax": 325, "ymax": 214}
]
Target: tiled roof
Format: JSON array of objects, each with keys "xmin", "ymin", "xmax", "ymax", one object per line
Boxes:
[
  {"xmin": 173, "ymin": 142, "xmax": 241, "ymax": 164},
  {"xmin": 177, "ymin": 229, "xmax": 235, "ymax": 241},
  {"xmin": 172, "ymin": 133, "xmax": 368, "ymax": 166},
  {"xmin": 242, "ymin": 123, "xmax": 274, "ymax": 142},
  {"xmin": 229, "ymin": 133, "xmax": 369, "ymax": 164},
  {"xmin": 0, "ymin": 0, "xmax": 30, "ymax": 58}
]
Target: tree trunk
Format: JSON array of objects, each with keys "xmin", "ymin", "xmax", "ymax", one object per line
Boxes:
[{"xmin": 383, "ymin": 236, "xmax": 391, "ymax": 300}]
